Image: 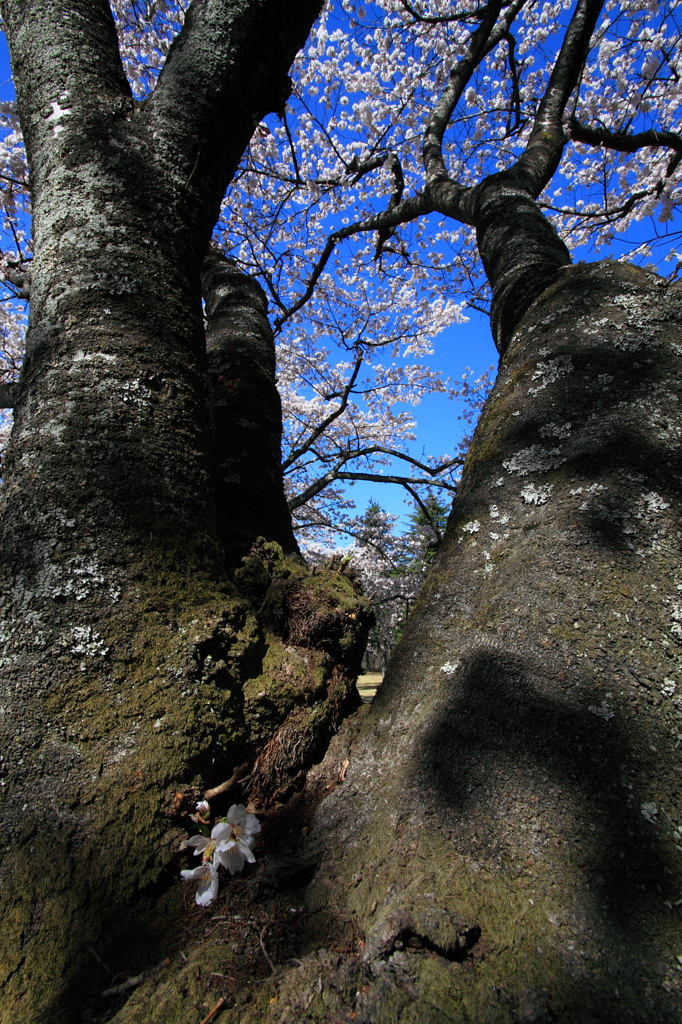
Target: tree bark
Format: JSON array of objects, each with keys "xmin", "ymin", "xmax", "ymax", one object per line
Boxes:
[
  {"xmin": 473, "ymin": 176, "xmax": 572, "ymax": 353},
  {"xmin": 0, "ymin": 3, "xmax": 332, "ymax": 1021},
  {"xmin": 236, "ymin": 260, "xmax": 682, "ymax": 1023},
  {"xmin": 202, "ymin": 250, "xmax": 300, "ymax": 566}
]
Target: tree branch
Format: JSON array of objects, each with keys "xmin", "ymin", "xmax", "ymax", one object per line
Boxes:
[
  {"xmin": 336, "ymin": 471, "xmax": 457, "ymax": 490},
  {"xmin": 144, "ymin": 0, "xmax": 324, "ymax": 227},
  {"xmin": 273, "ymin": 191, "xmax": 435, "ymax": 332},
  {"xmin": 503, "ymin": 30, "xmax": 522, "ymax": 136},
  {"xmin": 421, "ymin": 0, "xmax": 527, "ymax": 222},
  {"xmin": 512, "ymin": 0, "xmax": 605, "ymax": 196},
  {"xmin": 401, "ymin": 482, "xmax": 446, "ymax": 544},
  {"xmin": 569, "ymin": 119, "xmax": 682, "ymax": 178},
  {"xmin": 281, "ymin": 353, "xmax": 364, "ymax": 470},
  {"xmin": 286, "ymin": 447, "xmax": 462, "ymax": 511},
  {"xmin": 423, "ymin": 0, "xmax": 506, "ymax": 187},
  {"xmin": 374, "ymin": 154, "xmax": 406, "ymax": 258}
]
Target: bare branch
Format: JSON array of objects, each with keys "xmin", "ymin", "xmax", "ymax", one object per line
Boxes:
[
  {"xmin": 503, "ymin": 30, "xmax": 521, "ymax": 136},
  {"xmin": 281, "ymin": 110, "xmax": 303, "ymax": 186},
  {"xmin": 287, "ymin": 446, "xmax": 462, "ymax": 511},
  {"xmin": 336, "ymin": 471, "xmax": 457, "ymax": 490},
  {"xmin": 401, "ymin": 482, "xmax": 446, "ymax": 544},
  {"xmin": 374, "ymin": 154, "xmax": 406, "ymax": 258}
]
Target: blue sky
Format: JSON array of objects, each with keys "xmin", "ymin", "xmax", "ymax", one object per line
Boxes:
[{"xmin": 340, "ymin": 311, "xmax": 498, "ymax": 523}]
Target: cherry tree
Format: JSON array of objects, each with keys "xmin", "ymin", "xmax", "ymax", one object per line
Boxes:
[
  {"xmin": 2, "ymin": 3, "xmax": 682, "ymax": 1021},
  {"xmin": 0, "ymin": 1, "xmax": 481, "ymax": 536}
]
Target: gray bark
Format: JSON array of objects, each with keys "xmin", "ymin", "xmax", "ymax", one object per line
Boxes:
[{"xmin": 0, "ymin": 2, "xmax": 325, "ymax": 1021}]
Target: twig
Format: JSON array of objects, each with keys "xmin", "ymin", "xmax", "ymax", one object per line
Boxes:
[
  {"xmin": 89, "ymin": 946, "xmax": 114, "ymax": 979},
  {"xmin": 101, "ymin": 972, "xmax": 151, "ymax": 998},
  {"xmin": 184, "ymin": 147, "xmax": 201, "ymax": 190},
  {"xmin": 101, "ymin": 959, "xmax": 168, "ymax": 997},
  {"xmin": 204, "ymin": 761, "xmax": 250, "ymax": 800},
  {"xmin": 198, "ymin": 997, "xmax": 227, "ymax": 1024},
  {"xmin": 259, "ymin": 924, "xmax": 276, "ymax": 975}
]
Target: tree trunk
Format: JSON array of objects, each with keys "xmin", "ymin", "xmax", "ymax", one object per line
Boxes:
[
  {"xmin": 202, "ymin": 250, "xmax": 300, "ymax": 565},
  {"xmin": 236, "ymin": 260, "xmax": 682, "ymax": 1023},
  {"xmin": 0, "ymin": 3, "xmax": 364, "ymax": 1022},
  {"xmin": 473, "ymin": 175, "xmax": 572, "ymax": 354}
]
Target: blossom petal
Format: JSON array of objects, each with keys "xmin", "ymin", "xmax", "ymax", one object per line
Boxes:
[
  {"xmin": 226, "ymin": 804, "xmax": 247, "ymax": 828},
  {"xmin": 238, "ymin": 841, "xmax": 256, "ymax": 864},
  {"xmin": 195, "ymin": 864, "xmax": 219, "ymax": 906},
  {"xmin": 211, "ymin": 821, "xmax": 232, "ymax": 844},
  {"xmin": 186, "ymin": 835, "xmax": 210, "ymax": 855},
  {"xmin": 215, "ymin": 843, "xmax": 245, "ymax": 875},
  {"xmin": 245, "ymin": 814, "xmax": 261, "ymax": 835},
  {"xmin": 180, "ymin": 864, "xmax": 207, "ymax": 881}
]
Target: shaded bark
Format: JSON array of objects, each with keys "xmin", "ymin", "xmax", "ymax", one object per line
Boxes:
[
  {"xmin": 202, "ymin": 251, "xmax": 299, "ymax": 566},
  {"xmin": 258, "ymin": 261, "xmax": 682, "ymax": 1022},
  {"xmin": 472, "ymin": 177, "xmax": 572, "ymax": 352}
]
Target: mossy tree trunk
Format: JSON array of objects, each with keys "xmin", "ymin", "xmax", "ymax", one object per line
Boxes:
[
  {"xmin": 243, "ymin": 260, "xmax": 682, "ymax": 1023},
  {"xmin": 0, "ymin": 3, "xmax": 375, "ymax": 1023}
]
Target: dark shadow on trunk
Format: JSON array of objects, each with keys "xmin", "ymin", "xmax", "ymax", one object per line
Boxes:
[{"xmin": 202, "ymin": 251, "xmax": 300, "ymax": 568}]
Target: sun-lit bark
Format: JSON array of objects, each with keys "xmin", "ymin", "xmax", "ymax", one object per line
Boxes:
[{"xmin": 0, "ymin": 2, "xmax": 325, "ymax": 1021}]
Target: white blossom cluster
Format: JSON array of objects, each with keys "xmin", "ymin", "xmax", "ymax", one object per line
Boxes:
[{"xmin": 181, "ymin": 802, "xmax": 261, "ymax": 906}]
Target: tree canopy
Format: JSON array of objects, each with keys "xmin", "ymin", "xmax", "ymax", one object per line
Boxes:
[{"xmin": 1, "ymin": 0, "xmax": 680, "ymax": 541}]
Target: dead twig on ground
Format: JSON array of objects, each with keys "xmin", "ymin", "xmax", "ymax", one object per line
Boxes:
[
  {"xmin": 204, "ymin": 762, "xmax": 250, "ymax": 800},
  {"xmin": 199, "ymin": 997, "xmax": 227, "ymax": 1024},
  {"xmin": 259, "ymin": 924, "xmax": 276, "ymax": 975},
  {"xmin": 89, "ymin": 946, "xmax": 114, "ymax": 979},
  {"xmin": 101, "ymin": 959, "xmax": 169, "ymax": 997}
]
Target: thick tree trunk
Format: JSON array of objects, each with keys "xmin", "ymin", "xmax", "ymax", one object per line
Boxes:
[
  {"xmin": 474, "ymin": 176, "xmax": 572, "ymax": 354},
  {"xmin": 0, "ymin": 3, "xmax": 347, "ymax": 1022},
  {"xmin": 230, "ymin": 260, "xmax": 682, "ymax": 1023},
  {"xmin": 202, "ymin": 251, "xmax": 300, "ymax": 565}
]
